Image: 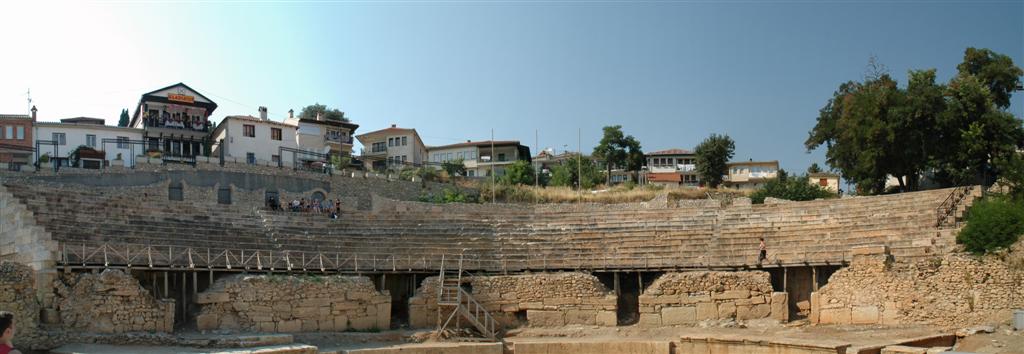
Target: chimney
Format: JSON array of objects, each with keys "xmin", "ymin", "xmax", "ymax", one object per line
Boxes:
[
  {"xmin": 258, "ymin": 106, "xmax": 268, "ymax": 120},
  {"xmin": 30, "ymin": 106, "xmax": 37, "ymax": 121},
  {"xmin": 391, "ymin": 124, "xmax": 397, "ymax": 128},
  {"xmin": 288, "ymin": 109, "xmax": 294, "ymax": 119}
]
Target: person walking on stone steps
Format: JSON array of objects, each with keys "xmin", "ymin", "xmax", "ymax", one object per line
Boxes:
[
  {"xmin": 0, "ymin": 312, "xmax": 23, "ymax": 354},
  {"xmin": 757, "ymin": 237, "xmax": 767, "ymax": 265}
]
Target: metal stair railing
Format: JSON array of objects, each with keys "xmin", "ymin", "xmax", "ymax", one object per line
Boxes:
[{"xmin": 935, "ymin": 185, "xmax": 974, "ymax": 228}]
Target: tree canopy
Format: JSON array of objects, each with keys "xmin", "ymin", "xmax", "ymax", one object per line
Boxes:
[
  {"xmin": 592, "ymin": 125, "xmax": 644, "ymax": 184},
  {"xmin": 501, "ymin": 160, "xmax": 536, "ymax": 186},
  {"xmin": 750, "ymin": 174, "xmax": 835, "ymax": 204},
  {"xmin": 694, "ymin": 134, "xmax": 735, "ymax": 188},
  {"xmin": 442, "ymin": 158, "xmax": 466, "ymax": 179},
  {"xmin": 548, "ymin": 156, "xmax": 603, "ymax": 190},
  {"xmin": 299, "ymin": 103, "xmax": 348, "ymax": 122},
  {"xmin": 118, "ymin": 109, "xmax": 129, "ymax": 127},
  {"xmin": 806, "ymin": 48, "xmax": 1024, "ymax": 194}
]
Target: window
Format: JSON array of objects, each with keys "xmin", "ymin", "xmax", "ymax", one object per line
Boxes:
[
  {"xmin": 402, "ymin": 136, "xmax": 407, "ymax": 146},
  {"xmin": 168, "ymin": 182, "xmax": 183, "ymax": 201},
  {"xmin": 457, "ymin": 152, "xmax": 464, "ymax": 160},
  {"xmin": 402, "ymin": 155, "xmax": 407, "ymax": 162},
  {"xmin": 53, "ymin": 133, "xmax": 66, "ymax": 145},
  {"xmin": 117, "ymin": 136, "xmax": 129, "ymax": 149},
  {"xmin": 272, "ymin": 155, "xmax": 280, "ymax": 163},
  {"xmin": 86, "ymin": 135, "xmax": 96, "ymax": 147},
  {"xmin": 498, "ymin": 153, "xmax": 506, "ymax": 162},
  {"xmin": 819, "ymin": 178, "xmax": 829, "ymax": 187},
  {"xmin": 15, "ymin": 126, "xmax": 23, "ymax": 140},
  {"xmin": 218, "ymin": 188, "xmax": 232, "ymax": 204},
  {"xmin": 3, "ymin": 126, "xmax": 10, "ymax": 139},
  {"xmin": 246, "ymin": 152, "xmax": 256, "ymax": 165},
  {"xmin": 447, "ymin": 152, "xmax": 453, "ymax": 161},
  {"xmin": 243, "ymin": 124, "xmax": 255, "ymax": 137},
  {"xmin": 388, "ymin": 138, "xmax": 394, "ymax": 147},
  {"xmin": 271, "ymin": 128, "xmax": 282, "ymax": 141},
  {"xmin": 468, "ymin": 170, "xmax": 475, "ymax": 177},
  {"xmin": 372, "ymin": 142, "xmax": 386, "ymax": 153}
]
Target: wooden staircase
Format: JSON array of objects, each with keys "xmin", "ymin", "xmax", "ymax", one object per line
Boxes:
[{"xmin": 437, "ymin": 254, "xmax": 499, "ymax": 341}]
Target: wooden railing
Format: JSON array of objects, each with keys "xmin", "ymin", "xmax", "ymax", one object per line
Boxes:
[{"xmin": 58, "ymin": 241, "xmax": 854, "ymax": 272}]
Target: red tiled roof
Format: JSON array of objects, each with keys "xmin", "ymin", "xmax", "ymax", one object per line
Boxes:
[{"xmin": 647, "ymin": 148, "xmax": 693, "ymax": 156}]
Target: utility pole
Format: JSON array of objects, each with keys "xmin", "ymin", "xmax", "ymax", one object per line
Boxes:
[
  {"xmin": 491, "ymin": 129, "xmax": 495, "ymax": 204},
  {"xmin": 535, "ymin": 129, "xmax": 539, "ymax": 187},
  {"xmin": 578, "ymin": 128, "xmax": 582, "ymax": 204}
]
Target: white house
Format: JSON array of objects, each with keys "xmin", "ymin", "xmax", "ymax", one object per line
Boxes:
[
  {"xmin": 34, "ymin": 117, "xmax": 144, "ymax": 167},
  {"xmin": 355, "ymin": 125, "xmax": 427, "ymax": 171},
  {"xmin": 210, "ymin": 107, "xmax": 299, "ymax": 166}
]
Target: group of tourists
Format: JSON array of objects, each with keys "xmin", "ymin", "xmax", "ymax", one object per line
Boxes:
[{"xmin": 266, "ymin": 197, "xmax": 343, "ymax": 219}]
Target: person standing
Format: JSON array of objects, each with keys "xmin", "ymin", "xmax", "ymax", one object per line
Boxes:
[
  {"xmin": 757, "ymin": 237, "xmax": 767, "ymax": 265},
  {"xmin": 0, "ymin": 312, "xmax": 22, "ymax": 354}
]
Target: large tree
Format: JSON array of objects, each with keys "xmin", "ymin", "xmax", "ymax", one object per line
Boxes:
[
  {"xmin": 299, "ymin": 103, "xmax": 348, "ymax": 122},
  {"xmin": 118, "ymin": 109, "xmax": 129, "ymax": 127},
  {"xmin": 592, "ymin": 125, "xmax": 644, "ymax": 185},
  {"xmin": 693, "ymin": 134, "xmax": 735, "ymax": 188},
  {"xmin": 807, "ymin": 49, "xmax": 1024, "ymax": 194},
  {"xmin": 501, "ymin": 160, "xmax": 536, "ymax": 186},
  {"xmin": 956, "ymin": 47, "xmax": 1024, "ymax": 109}
]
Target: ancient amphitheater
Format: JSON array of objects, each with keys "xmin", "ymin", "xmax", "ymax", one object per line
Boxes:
[{"xmin": 1, "ymin": 165, "xmax": 1021, "ymax": 354}]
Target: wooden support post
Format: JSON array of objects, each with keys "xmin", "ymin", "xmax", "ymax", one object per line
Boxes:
[
  {"xmin": 783, "ymin": 267, "xmax": 788, "ymax": 292},
  {"xmin": 637, "ymin": 272, "xmax": 643, "ymax": 295},
  {"xmin": 613, "ymin": 272, "xmax": 621, "ymax": 296},
  {"xmin": 192, "ymin": 271, "xmax": 198, "ymax": 299},
  {"xmin": 163, "ymin": 272, "xmax": 168, "ymax": 298},
  {"xmin": 380, "ymin": 274, "xmax": 386, "ymax": 291},
  {"xmin": 181, "ymin": 272, "xmax": 187, "ymax": 321},
  {"xmin": 151, "ymin": 272, "xmax": 157, "ymax": 298},
  {"xmin": 812, "ymin": 266, "xmax": 818, "ymax": 291},
  {"xmin": 209, "ymin": 269, "xmax": 213, "ymax": 286}
]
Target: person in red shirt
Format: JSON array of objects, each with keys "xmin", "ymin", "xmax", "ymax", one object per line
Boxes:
[{"xmin": 0, "ymin": 311, "xmax": 22, "ymax": 354}]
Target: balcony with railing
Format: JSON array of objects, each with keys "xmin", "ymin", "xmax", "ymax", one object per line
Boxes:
[{"xmin": 324, "ymin": 134, "xmax": 353, "ymax": 145}]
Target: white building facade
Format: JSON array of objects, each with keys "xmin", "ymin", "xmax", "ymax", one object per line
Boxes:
[
  {"xmin": 34, "ymin": 118, "xmax": 144, "ymax": 167},
  {"xmin": 211, "ymin": 112, "xmax": 299, "ymax": 166}
]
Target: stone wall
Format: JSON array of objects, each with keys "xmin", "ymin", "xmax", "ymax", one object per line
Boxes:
[
  {"xmin": 195, "ymin": 275, "xmax": 390, "ymax": 332},
  {"xmin": 0, "ymin": 262, "xmax": 46, "ymax": 349},
  {"xmin": 638, "ymin": 271, "xmax": 786, "ymax": 326},
  {"xmin": 54, "ymin": 269, "xmax": 174, "ymax": 333},
  {"xmin": 409, "ymin": 272, "xmax": 617, "ymax": 328},
  {"xmin": 812, "ymin": 244, "xmax": 1024, "ymax": 328}
]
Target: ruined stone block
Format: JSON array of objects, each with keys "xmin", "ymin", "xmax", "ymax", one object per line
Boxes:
[
  {"xmin": 196, "ymin": 291, "xmax": 230, "ymax": 304},
  {"xmin": 196, "ymin": 313, "xmax": 219, "ymax": 331},
  {"xmin": 770, "ymin": 292, "xmax": 788, "ymax": 322},
  {"xmin": 349, "ymin": 316, "xmax": 377, "ymax": 330},
  {"xmin": 718, "ymin": 302, "xmax": 737, "ymax": 319},
  {"xmin": 880, "ymin": 345, "xmax": 926, "ymax": 354},
  {"xmin": 277, "ymin": 319, "xmax": 302, "ymax": 332},
  {"xmin": 747, "ymin": 304, "xmax": 771, "ymax": 319},
  {"xmin": 851, "ymin": 306, "xmax": 879, "ymax": 324},
  {"xmin": 638, "ymin": 313, "xmax": 662, "ymax": 327},
  {"xmin": 661, "ymin": 306, "xmax": 696, "ymax": 325},
  {"xmin": 696, "ymin": 302, "xmax": 718, "ymax": 321},
  {"xmin": 301, "ymin": 319, "xmax": 319, "ymax": 332},
  {"xmin": 528, "ymin": 310, "xmax": 565, "ymax": 327},
  {"xmin": 565, "ymin": 309, "xmax": 596, "ymax": 325},
  {"xmin": 712, "ymin": 290, "xmax": 750, "ymax": 300},
  {"xmin": 596, "ymin": 311, "xmax": 617, "ymax": 326},
  {"xmin": 334, "ymin": 315, "xmax": 349, "ymax": 332},
  {"xmin": 819, "ymin": 308, "xmax": 852, "ymax": 324}
]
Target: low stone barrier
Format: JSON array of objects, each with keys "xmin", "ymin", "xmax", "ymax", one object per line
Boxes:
[
  {"xmin": 54, "ymin": 269, "xmax": 175, "ymax": 333},
  {"xmin": 511, "ymin": 340, "xmax": 671, "ymax": 354},
  {"xmin": 638, "ymin": 271, "xmax": 786, "ymax": 326},
  {"xmin": 409, "ymin": 272, "xmax": 617, "ymax": 328},
  {"xmin": 812, "ymin": 244, "xmax": 1024, "ymax": 327},
  {"xmin": 0, "ymin": 262, "xmax": 45, "ymax": 349},
  {"xmin": 195, "ymin": 275, "xmax": 390, "ymax": 332}
]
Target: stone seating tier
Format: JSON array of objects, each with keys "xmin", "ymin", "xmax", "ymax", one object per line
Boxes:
[{"xmin": 3, "ymin": 182, "xmax": 953, "ymax": 271}]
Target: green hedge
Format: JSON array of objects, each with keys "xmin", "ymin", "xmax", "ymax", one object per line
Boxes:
[{"xmin": 956, "ymin": 195, "xmax": 1024, "ymax": 254}]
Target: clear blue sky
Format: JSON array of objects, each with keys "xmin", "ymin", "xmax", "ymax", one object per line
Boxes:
[{"xmin": 1, "ymin": 1, "xmax": 1021, "ymax": 174}]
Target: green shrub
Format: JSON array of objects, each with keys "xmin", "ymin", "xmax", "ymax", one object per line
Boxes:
[
  {"xmin": 956, "ymin": 195, "xmax": 1024, "ymax": 254},
  {"xmin": 750, "ymin": 175, "xmax": 835, "ymax": 204},
  {"xmin": 419, "ymin": 188, "xmax": 478, "ymax": 204}
]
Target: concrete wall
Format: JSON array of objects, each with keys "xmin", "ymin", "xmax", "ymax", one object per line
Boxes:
[
  {"xmin": 195, "ymin": 275, "xmax": 390, "ymax": 332},
  {"xmin": 812, "ymin": 244, "xmax": 1024, "ymax": 328},
  {"xmin": 409, "ymin": 272, "xmax": 617, "ymax": 328},
  {"xmin": 54, "ymin": 269, "xmax": 175, "ymax": 333},
  {"xmin": 638, "ymin": 271, "xmax": 787, "ymax": 326}
]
